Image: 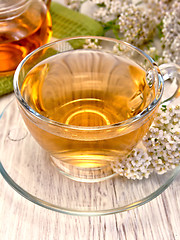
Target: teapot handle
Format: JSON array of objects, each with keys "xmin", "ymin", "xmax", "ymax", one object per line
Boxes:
[
  {"xmin": 159, "ymin": 63, "xmax": 180, "ymax": 105},
  {"xmin": 43, "ymin": 0, "xmax": 51, "ymax": 8}
]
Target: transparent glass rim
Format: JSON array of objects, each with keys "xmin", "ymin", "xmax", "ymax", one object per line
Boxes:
[{"xmin": 13, "ymin": 36, "xmax": 164, "ymax": 131}]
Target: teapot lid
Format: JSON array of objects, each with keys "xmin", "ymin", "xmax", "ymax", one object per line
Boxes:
[{"xmin": 0, "ymin": 0, "xmax": 30, "ymax": 20}]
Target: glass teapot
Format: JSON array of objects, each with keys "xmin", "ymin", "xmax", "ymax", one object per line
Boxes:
[{"xmin": 0, "ymin": 0, "xmax": 52, "ymax": 75}]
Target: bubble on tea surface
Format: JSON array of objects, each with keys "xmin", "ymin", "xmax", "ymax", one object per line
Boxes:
[{"xmin": 8, "ymin": 128, "xmax": 28, "ymax": 141}]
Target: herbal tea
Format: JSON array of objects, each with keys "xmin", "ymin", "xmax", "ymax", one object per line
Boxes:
[
  {"xmin": 20, "ymin": 50, "xmax": 155, "ymax": 168},
  {"xmin": 0, "ymin": 2, "xmax": 52, "ymax": 73}
]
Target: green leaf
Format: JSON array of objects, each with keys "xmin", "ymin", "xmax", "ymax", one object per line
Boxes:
[
  {"xmin": 97, "ymin": 3, "xmax": 106, "ymax": 7},
  {"xmin": 157, "ymin": 20, "xmax": 164, "ymax": 39},
  {"xmin": 102, "ymin": 19, "xmax": 120, "ymax": 39}
]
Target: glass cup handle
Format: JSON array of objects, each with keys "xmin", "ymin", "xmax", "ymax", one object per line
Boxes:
[{"xmin": 159, "ymin": 63, "xmax": 180, "ymax": 104}]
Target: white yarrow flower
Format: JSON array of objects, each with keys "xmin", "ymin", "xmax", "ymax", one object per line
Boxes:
[
  {"xmin": 118, "ymin": 3, "xmax": 156, "ymax": 46},
  {"xmin": 112, "ymin": 104, "xmax": 180, "ymax": 180},
  {"xmin": 161, "ymin": 2, "xmax": 180, "ymax": 65}
]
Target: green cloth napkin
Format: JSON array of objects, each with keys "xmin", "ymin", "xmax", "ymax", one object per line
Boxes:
[{"xmin": 0, "ymin": 2, "xmax": 104, "ymax": 97}]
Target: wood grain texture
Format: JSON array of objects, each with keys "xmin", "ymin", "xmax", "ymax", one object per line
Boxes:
[
  {"xmin": 0, "ymin": 93, "xmax": 180, "ymax": 240},
  {"xmin": 0, "ymin": 0, "xmax": 180, "ymax": 235}
]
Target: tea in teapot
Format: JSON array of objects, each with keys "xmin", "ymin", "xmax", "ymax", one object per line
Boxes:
[{"xmin": 0, "ymin": 0, "xmax": 52, "ymax": 74}]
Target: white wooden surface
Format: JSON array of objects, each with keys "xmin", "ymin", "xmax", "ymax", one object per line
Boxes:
[
  {"xmin": 1, "ymin": 0, "xmax": 180, "ymax": 237},
  {"xmin": 0, "ymin": 93, "xmax": 180, "ymax": 240}
]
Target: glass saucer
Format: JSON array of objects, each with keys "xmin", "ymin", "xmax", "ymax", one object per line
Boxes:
[{"xmin": 0, "ymin": 98, "xmax": 180, "ymax": 216}]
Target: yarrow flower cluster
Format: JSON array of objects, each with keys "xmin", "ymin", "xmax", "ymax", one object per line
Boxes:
[
  {"xmin": 143, "ymin": 104, "xmax": 180, "ymax": 174},
  {"xmin": 118, "ymin": 3, "xmax": 156, "ymax": 47},
  {"xmin": 161, "ymin": 1, "xmax": 180, "ymax": 65},
  {"xmin": 66, "ymin": 0, "xmax": 179, "ymax": 63},
  {"xmin": 93, "ymin": 0, "xmax": 123, "ymax": 23},
  {"xmin": 111, "ymin": 147, "xmax": 153, "ymax": 180},
  {"xmin": 144, "ymin": 0, "xmax": 174, "ymax": 25},
  {"xmin": 111, "ymin": 104, "xmax": 180, "ymax": 180}
]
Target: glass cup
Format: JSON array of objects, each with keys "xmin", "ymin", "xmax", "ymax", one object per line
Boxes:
[{"xmin": 13, "ymin": 36, "xmax": 179, "ymax": 182}]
